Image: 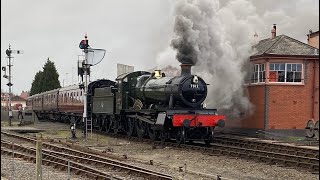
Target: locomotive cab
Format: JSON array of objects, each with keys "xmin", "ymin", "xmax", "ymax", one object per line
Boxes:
[{"xmin": 115, "ymin": 71, "xmax": 151, "ymax": 111}]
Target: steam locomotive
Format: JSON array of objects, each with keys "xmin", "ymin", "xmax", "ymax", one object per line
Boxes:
[{"xmin": 27, "ymin": 64, "xmax": 225, "ymax": 144}]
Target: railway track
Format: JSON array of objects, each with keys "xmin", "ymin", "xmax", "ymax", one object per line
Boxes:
[
  {"xmin": 3, "ymin": 125, "xmax": 319, "ymax": 175},
  {"xmin": 214, "ymin": 135, "xmax": 319, "ymax": 159},
  {"xmin": 1, "ymin": 131, "xmax": 173, "ymax": 180},
  {"xmin": 91, "ymin": 129, "xmax": 319, "ymax": 174}
]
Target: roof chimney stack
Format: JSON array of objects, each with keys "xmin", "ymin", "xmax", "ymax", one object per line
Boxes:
[{"xmin": 271, "ymin": 24, "xmax": 276, "ymax": 39}]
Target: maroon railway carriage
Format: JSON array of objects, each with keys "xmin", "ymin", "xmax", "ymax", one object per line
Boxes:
[
  {"xmin": 27, "ymin": 79, "xmax": 116, "ymax": 124},
  {"xmin": 58, "ymin": 85, "xmax": 84, "ymax": 114},
  {"xmin": 27, "ymin": 85, "xmax": 83, "ymax": 122}
]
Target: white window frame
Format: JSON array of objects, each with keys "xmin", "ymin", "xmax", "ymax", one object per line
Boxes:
[
  {"xmin": 269, "ymin": 63, "xmax": 303, "ymax": 83},
  {"xmin": 251, "ymin": 63, "xmax": 265, "ymax": 84}
]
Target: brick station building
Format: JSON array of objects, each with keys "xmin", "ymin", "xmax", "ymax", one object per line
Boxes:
[{"xmin": 238, "ymin": 26, "xmax": 319, "ymax": 134}]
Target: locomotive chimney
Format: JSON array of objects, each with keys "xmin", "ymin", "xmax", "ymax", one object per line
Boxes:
[
  {"xmin": 271, "ymin": 24, "xmax": 276, "ymax": 39},
  {"xmin": 180, "ymin": 63, "xmax": 192, "ymax": 76}
]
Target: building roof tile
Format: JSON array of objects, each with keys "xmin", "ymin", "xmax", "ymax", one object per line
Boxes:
[
  {"xmin": 252, "ymin": 34, "xmax": 319, "ymax": 57},
  {"xmin": 11, "ymin": 96, "xmax": 26, "ymax": 102}
]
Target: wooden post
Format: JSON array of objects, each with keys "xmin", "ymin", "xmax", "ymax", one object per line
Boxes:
[
  {"xmin": 67, "ymin": 160, "xmax": 70, "ymax": 180},
  {"xmin": 36, "ymin": 140, "xmax": 42, "ymax": 180}
]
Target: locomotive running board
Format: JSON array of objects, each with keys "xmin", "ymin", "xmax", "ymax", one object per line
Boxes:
[
  {"xmin": 127, "ymin": 115, "xmax": 155, "ymax": 124},
  {"xmin": 166, "ymin": 109, "xmax": 218, "ymax": 115}
]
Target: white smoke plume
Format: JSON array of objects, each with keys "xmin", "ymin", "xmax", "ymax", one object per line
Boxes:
[{"xmin": 156, "ymin": 0, "xmax": 319, "ymax": 120}]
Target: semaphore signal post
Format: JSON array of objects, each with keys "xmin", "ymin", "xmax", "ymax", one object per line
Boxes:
[
  {"xmin": 78, "ymin": 34, "xmax": 106, "ymax": 140},
  {"xmin": 2, "ymin": 44, "xmax": 23, "ymax": 126}
]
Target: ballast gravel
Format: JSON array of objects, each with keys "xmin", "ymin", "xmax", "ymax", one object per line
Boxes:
[{"xmin": 1, "ymin": 121, "xmax": 319, "ymax": 180}]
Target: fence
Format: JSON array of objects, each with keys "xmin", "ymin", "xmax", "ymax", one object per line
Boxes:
[
  {"xmin": 1, "ymin": 140, "xmax": 73, "ymax": 180},
  {"xmin": 1, "ymin": 110, "xmax": 35, "ymax": 124}
]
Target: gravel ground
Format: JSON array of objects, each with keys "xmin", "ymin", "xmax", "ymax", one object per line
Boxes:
[
  {"xmin": 1, "ymin": 155, "xmax": 89, "ymax": 180},
  {"xmin": 88, "ymin": 139, "xmax": 319, "ymax": 180},
  {"xmin": 2, "ymin": 121, "xmax": 319, "ymax": 180}
]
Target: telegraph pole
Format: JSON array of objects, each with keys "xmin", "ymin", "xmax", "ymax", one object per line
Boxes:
[{"xmin": 4, "ymin": 44, "xmax": 22, "ymax": 126}]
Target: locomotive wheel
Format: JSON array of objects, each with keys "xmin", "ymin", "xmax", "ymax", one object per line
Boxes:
[
  {"xmin": 104, "ymin": 117, "xmax": 112, "ymax": 133},
  {"xmin": 204, "ymin": 127, "xmax": 214, "ymax": 146},
  {"xmin": 62, "ymin": 116, "xmax": 67, "ymax": 123},
  {"xmin": 112, "ymin": 117, "xmax": 120, "ymax": 134},
  {"xmin": 148, "ymin": 125, "xmax": 158, "ymax": 141},
  {"xmin": 64, "ymin": 116, "xmax": 70, "ymax": 124},
  {"xmin": 59, "ymin": 116, "xmax": 64, "ymax": 123},
  {"xmin": 306, "ymin": 120, "xmax": 315, "ymax": 138},
  {"xmin": 98, "ymin": 116, "xmax": 105, "ymax": 131},
  {"xmin": 159, "ymin": 131, "xmax": 167, "ymax": 143},
  {"xmin": 125, "ymin": 117, "xmax": 135, "ymax": 136},
  {"xmin": 113, "ymin": 126, "xmax": 119, "ymax": 134},
  {"xmin": 314, "ymin": 121, "xmax": 319, "ymax": 139},
  {"xmin": 136, "ymin": 120, "xmax": 146, "ymax": 138},
  {"xmin": 54, "ymin": 114, "xmax": 60, "ymax": 121},
  {"xmin": 176, "ymin": 127, "xmax": 186, "ymax": 145}
]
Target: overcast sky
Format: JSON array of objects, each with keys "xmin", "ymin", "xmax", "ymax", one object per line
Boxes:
[{"xmin": 1, "ymin": 0, "xmax": 319, "ymax": 95}]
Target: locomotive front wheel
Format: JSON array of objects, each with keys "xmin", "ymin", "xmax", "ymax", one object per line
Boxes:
[
  {"xmin": 126, "ymin": 117, "xmax": 135, "ymax": 136},
  {"xmin": 159, "ymin": 131, "xmax": 167, "ymax": 143},
  {"xmin": 136, "ymin": 120, "xmax": 146, "ymax": 138},
  {"xmin": 204, "ymin": 127, "xmax": 214, "ymax": 146},
  {"xmin": 176, "ymin": 127, "xmax": 186, "ymax": 145},
  {"xmin": 148, "ymin": 125, "xmax": 158, "ymax": 141}
]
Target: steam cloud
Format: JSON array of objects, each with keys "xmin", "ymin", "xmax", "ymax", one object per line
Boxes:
[
  {"xmin": 171, "ymin": 14, "xmax": 199, "ymax": 65},
  {"xmin": 169, "ymin": 0, "xmax": 256, "ymax": 120},
  {"xmin": 158, "ymin": 0, "xmax": 319, "ymax": 120}
]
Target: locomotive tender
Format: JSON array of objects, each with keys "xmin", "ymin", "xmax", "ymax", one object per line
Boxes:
[{"xmin": 27, "ymin": 64, "xmax": 225, "ymax": 144}]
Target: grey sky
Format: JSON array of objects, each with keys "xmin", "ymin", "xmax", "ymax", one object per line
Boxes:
[{"xmin": 1, "ymin": 0, "xmax": 319, "ymax": 95}]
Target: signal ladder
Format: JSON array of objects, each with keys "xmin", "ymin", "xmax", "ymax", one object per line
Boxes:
[{"xmin": 86, "ymin": 92, "xmax": 93, "ymax": 138}]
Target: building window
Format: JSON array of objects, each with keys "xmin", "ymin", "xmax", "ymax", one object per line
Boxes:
[
  {"xmin": 286, "ymin": 64, "xmax": 302, "ymax": 82},
  {"xmin": 251, "ymin": 64, "xmax": 265, "ymax": 83},
  {"xmin": 269, "ymin": 63, "xmax": 302, "ymax": 83}
]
